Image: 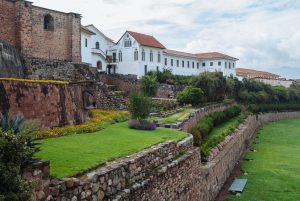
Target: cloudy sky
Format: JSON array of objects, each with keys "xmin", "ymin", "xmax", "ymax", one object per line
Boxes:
[{"xmin": 34, "ymin": 0, "xmax": 300, "ymax": 79}]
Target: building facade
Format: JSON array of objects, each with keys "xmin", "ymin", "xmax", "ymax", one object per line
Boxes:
[
  {"xmin": 105, "ymin": 31, "xmax": 238, "ymax": 78},
  {"xmin": 0, "ymin": 0, "xmax": 81, "ymax": 62}
]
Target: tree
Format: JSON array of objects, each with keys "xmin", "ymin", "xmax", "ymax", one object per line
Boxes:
[
  {"xmin": 128, "ymin": 92, "xmax": 152, "ymax": 120},
  {"xmin": 177, "ymin": 86, "xmax": 204, "ymax": 106},
  {"xmin": 140, "ymin": 74, "xmax": 158, "ymax": 97}
]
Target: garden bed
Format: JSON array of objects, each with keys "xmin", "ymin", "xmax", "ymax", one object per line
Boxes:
[{"xmin": 34, "ymin": 122, "xmax": 187, "ymax": 179}]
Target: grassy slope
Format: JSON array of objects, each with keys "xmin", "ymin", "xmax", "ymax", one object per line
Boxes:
[
  {"xmin": 228, "ymin": 118, "xmax": 300, "ymax": 201},
  {"xmin": 204, "ymin": 114, "xmax": 243, "ymax": 142},
  {"xmin": 35, "ymin": 122, "xmax": 187, "ymax": 179},
  {"xmin": 149, "ymin": 110, "xmax": 190, "ymax": 124}
]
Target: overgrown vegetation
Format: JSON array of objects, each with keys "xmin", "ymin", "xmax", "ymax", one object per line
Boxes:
[
  {"xmin": 0, "ymin": 114, "xmax": 39, "ymax": 201},
  {"xmin": 36, "ymin": 110, "xmax": 129, "ymax": 138},
  {"xmin": 140, "ymin": 74, "xmax": 158, "ymax": 97},
  {"xmin": 248, "ymin": 103, "xmax": 300, "ymax": 113},
  {"xmin": 128, "ymin": 92, "xmax": 152, "ymax": 121},
  {"xmin": 146, "ymin": 68, "xmax": 192, "ymax": 85},
  {"xmin": 0, "ymin": 78, "xmax": 69, "ymax": 85},
  {"xmin": 177, "ymin": 86, "xmax": 204, "ymax": 106}
]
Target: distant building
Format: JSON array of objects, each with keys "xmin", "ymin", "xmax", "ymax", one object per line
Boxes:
[
  {"xmin": 0, "ymin": 0, "xmax": 81, "ymax": 62},
  {"xmin": 236, "ymin": 68, "xmax": 293, "ymax": 87},
  {"xmin": 106, "ymin": 31, "xmax": 238, "ymax": 77},
  {"xmin": 81, "ymin": 25, "xmax": 115, "ymax": 72},
  {"xmin": 81, "ymin": 29, "xmax": 238, "ymax": 78}
]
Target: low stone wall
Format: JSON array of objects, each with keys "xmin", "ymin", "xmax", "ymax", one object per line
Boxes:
[
  {"xmin": 23, "ymin": 112, "xmax": 300, "ymax": 201},
  {"xmin": 25, "ymin": 57, "xmax": 99, "ymax": 81},
  {"xmin": 180, "ymin": 101, "xmax": 236, "ymax": 132},
  {"xmin": 156, "ymin": 84, "xmax": 184, "ymax": 99},
  {"xmin": 99, "ymin": 74, "xmax": 140, "ymax": 96}
]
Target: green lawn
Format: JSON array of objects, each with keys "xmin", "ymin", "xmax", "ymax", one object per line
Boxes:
[
  {"xmin": 149, "ymin": 109, "xmax": 191, "ymax": 124},
  {"xmin": 35, "ymin": 122, "xmax": 187, "ymax": 179},
  {"xmin": 228, "ymin": 118, "xmax": 300, "ymax": 201}
]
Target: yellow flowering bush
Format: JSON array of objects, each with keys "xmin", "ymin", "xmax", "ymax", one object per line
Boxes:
[
  {"xmin": 0, "ymin": 78, "xmax": 69, "ymax": 85},
  {"xmin": 36, "ymin": 110, "xmax": 129, "ymax": 138}
]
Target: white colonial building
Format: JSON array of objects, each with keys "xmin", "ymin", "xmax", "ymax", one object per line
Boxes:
[
  {"xmin": 81, "ymin": 28, "xmax": 238, "ymax": 78},
  {"xmin": 81, "ymin": 25, "xmax": 115, "ymax": 72}
]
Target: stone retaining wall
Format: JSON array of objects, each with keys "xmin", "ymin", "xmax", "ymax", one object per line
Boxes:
[{"xmin": 23, "ymin": 112, "xmax": 300, "ymax": 201}]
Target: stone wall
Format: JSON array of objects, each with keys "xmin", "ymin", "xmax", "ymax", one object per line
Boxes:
[
  {"xmin": 0, "ymin": 0, "xmax": 81, "ymax": 62},
  {"xmin": 180, "ymin": 101, "xmax": 236, "ymax": 132},
  {"xmin": 99, "ymin": 74, "xmax": 140, "ymax": 97},
  {"xmin": 23, "ymin": 112, "xmax": 300, "ymax": 201},
  {"xmin": 25, "ymin": 57, "xmax": 99, "ymax": 81},
  {"xmin": 0, "ymin": 80, "xmax": 88, "ymax": 129},
  {"xmin": 0, "ymin": 39, "xmax": 25, "ymax": 78},
  {"xmin": 156, "ymin": 84, "xmax": 184, "ymax": 99}
]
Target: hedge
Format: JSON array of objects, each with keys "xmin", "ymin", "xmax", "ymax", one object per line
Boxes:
[{"xmin": 248, "ymin": 104, "xmax": 300, "ymax": 113}]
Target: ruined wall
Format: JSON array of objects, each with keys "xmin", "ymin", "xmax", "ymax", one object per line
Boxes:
[
  {"xmin": 22, "ymin": 112, "xmax": 300, "ymax": 201},
  {"xmin": 0, "ymin": 80, "xmax": 87, "ymax": 129},
  {"xmin": 0, "ymin": 0, "xmax": 81, "ymax": 62},
  {"xmin": 0, "ymin": 40, "xmax": 25, "ymax": 78}
]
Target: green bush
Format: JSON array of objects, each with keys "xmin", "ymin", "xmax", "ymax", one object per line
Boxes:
[
  {"xmin": 191, "ymin": 105, "xmax": 242, "ymax": 143},
  {"xmin": 128, "ymin": 92, "xmax": 152, "ymax": 120},
  {"xmin": 0, "ymin": 115, "xmax": 39, "ymax": 201},
  {"xmin": 140, "ymin": 74, "xmax": 159, "ymax": 97},
  {"xmin": 177, "ymin": 86, "xmax": 204, "ymax": 106},
  {"xmin": 248, "ymin": 104, "xmax": 300, "ymax": 113}
]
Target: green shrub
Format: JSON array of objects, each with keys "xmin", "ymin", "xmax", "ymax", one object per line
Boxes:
[
  {"xmin": 0, "ymin": 115, "xmax": 39, "ymax": 201},
  {"xmin": 248, "ymin": 104, "xmax": 300, "ymax": 113},
  {"xmin": 177, "ymin": 86, "xmax": 204, "ymax": 106},
  {"xmin": 140, "ymin": 74, "xmax": 159, "ymax": 97},
  {"xmin": 128, "ymin": 92, "xmax": 152, "ymax": 120}
]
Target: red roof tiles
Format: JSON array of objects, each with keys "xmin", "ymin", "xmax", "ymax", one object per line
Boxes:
[
  {"xmin": 195, "ymin": 52, "xmax": 238, "ymax": 61},
  {"xmin": 236, "ymin": 68, "xmax": 280, "ymax": 79},
  {"xmin": 163, "ymin": 49, "xmax": 199, "ymax": 59},
  {"xmin": 127, "ymin": 31, "xmax": 166, "ymax": 49}
]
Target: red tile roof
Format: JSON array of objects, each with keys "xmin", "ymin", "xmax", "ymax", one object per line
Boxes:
[
  {"xmin": 236, "ymin": 68, "xmax": 280, "ymax": 79},
  {"xmin": 195, "ymin": 52, "xmax": 238, "ymax": 61},
  {"xmin": 127, "ymin": 31, "xmax": 166, "ymax": 49},
  {"xmin": 163, "ymin": 49, "xmax": 199, "ymax": 59}
]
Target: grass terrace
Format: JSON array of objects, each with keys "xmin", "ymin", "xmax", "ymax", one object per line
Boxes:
[
  {"xmin": 149, "ymin": 109, "xmax": 192, "ymax": 124},
  {"xmin": 228, "ymin": 118, "xmax": 300, "ymax": 201},
  {"xmin": 35, "ymin": 122, "xmax": 187, "ymax": 179}
]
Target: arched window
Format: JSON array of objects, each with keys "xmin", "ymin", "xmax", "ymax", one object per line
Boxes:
[
  {"xmin": 142, "ymin": 49, "xmax": 145, "ymax": 61},
  {"xmin": 157, "ymin": 52, "xmax": 161, "ymax": 63},
  {"xmin": 97, "ymin": 61, "xmax": 102, "ymax": 70},
  {"xmin": 95, "ymin": 42, "xmax": 100, "ymax": 49},
  {"xmin": 150, "ymin": 50, "xmax": 153, "ymax": 62},
  {"xmin": 119, "ymin": 51, "xmax": 122, "ymax": 62},
  {"xmin": 134, "ymin": 49, "xmax": 138, "ymax": 61},
  {"xmin": 44, "ymin": 14, "xmax": 54, "ymax": 31}
]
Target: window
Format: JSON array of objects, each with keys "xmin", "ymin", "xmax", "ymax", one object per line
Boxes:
[
  {"xmin": 85, "ymin": 38, "xmax": 88, "ymax": 47},
  {"xmin": 192, "ymin": 62, "xmax": 195, "ymax": 69},
  {"xmin": 177, "ymin": 60, "xmax": 179, "ymax": 67},
  {"xmin": 113, "ymin": 53, "xmax": 117, "ymax": 62},
  {"xmin": 171, "ymin": 59, "xmax": 174, "ymax": 67},
  {"xmin": 150, "ymin": 51, "xmax": 153, "ymax": 62},
  {"xmin": 144, "ymin": 65, "xmax": 148, "ymax": 75},
  {"xmin": 182, "ymin": 60, "xmax": 184, "ymax": 67},
  {"xmin": 124, "ymin": 34, "xmax": 132, "ymax": 47},
  {"xmin": 158, "ymin": 52, "xmax": 161, "ymax": 63},
  {"xmin": 225, "ymin": 62, "xmax": 227, "ymax": 69},
  {"xmin": 197, "ymin": 63, "xmax": 199, "ymax": 69},
  {"xmin": 210, "ymin": 62, "xmax": 213, "ymax": 66},
  {"xmin": 118, "ymin": 51, "xmax": 122, "ymax": 62},
  {"xmin": 218, "ymin": 61, "xmax": 221, "ymax": 66},
  {"xmin": 97, "ymin": 61, "xmax": 102, "ymax": 70},
  {"xmin": 157, "ymin": 66, "xmax": 159, "ymax": 71},
  {"xmin": 233, "ymin": 63, "xmax": 235, "ymax": 68},
  {"xmin": 134, "ymin": 49, "xmax": 138, "ymax": 61},
  {"xmin": 142, "ymin": 49, "xmax": 145, "ymax": 61},
  {"xmin": 229, "ymin": 62, "xmax": 231, "ymax": 69},
  {"xmin": 187, "ymin": 61, "xmax": 190, "ymax": 68},
  {"xmin": 202, "ymin": 62, "xmax": 206, "ymax": 67},
  {"xmin": 44, "ymin": 14, "xmax": 54, "ymax": 31},
  {"xmin": 95, "ymin": 42, "xmax": 100, "ymax": 49},
  {"xmin": 165, "ymin": 58, "xmax": 168, "ymax": 66}
]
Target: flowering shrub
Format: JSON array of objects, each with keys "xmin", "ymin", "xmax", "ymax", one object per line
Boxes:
[
  {"xmin": 36, "ymin": 110, "xmax": 129, "ymax": 138},
  {"xmin": 128, "ymin": 119, "xmax": 157, "ymax": 131},
  {"xmin": 0, "ymin": 78, "xmax": 69, "ymax": 85}
]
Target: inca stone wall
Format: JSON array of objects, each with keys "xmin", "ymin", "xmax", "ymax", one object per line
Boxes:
[
  {"xmin": 22, "ymin": 111, "xmax": 300, "ymax": 201},
  {"xmin": 0, "ymin": 0, "xmax": 81, "ymax": 62},
  {"xmin": 0, "ymin": 80, "xmax": 88, "ymax": 129}
]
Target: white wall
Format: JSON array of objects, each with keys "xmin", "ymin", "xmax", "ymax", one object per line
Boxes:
[{"xmin": 81, "ymin": 32, "xmax": 92, "ymax": 65}]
